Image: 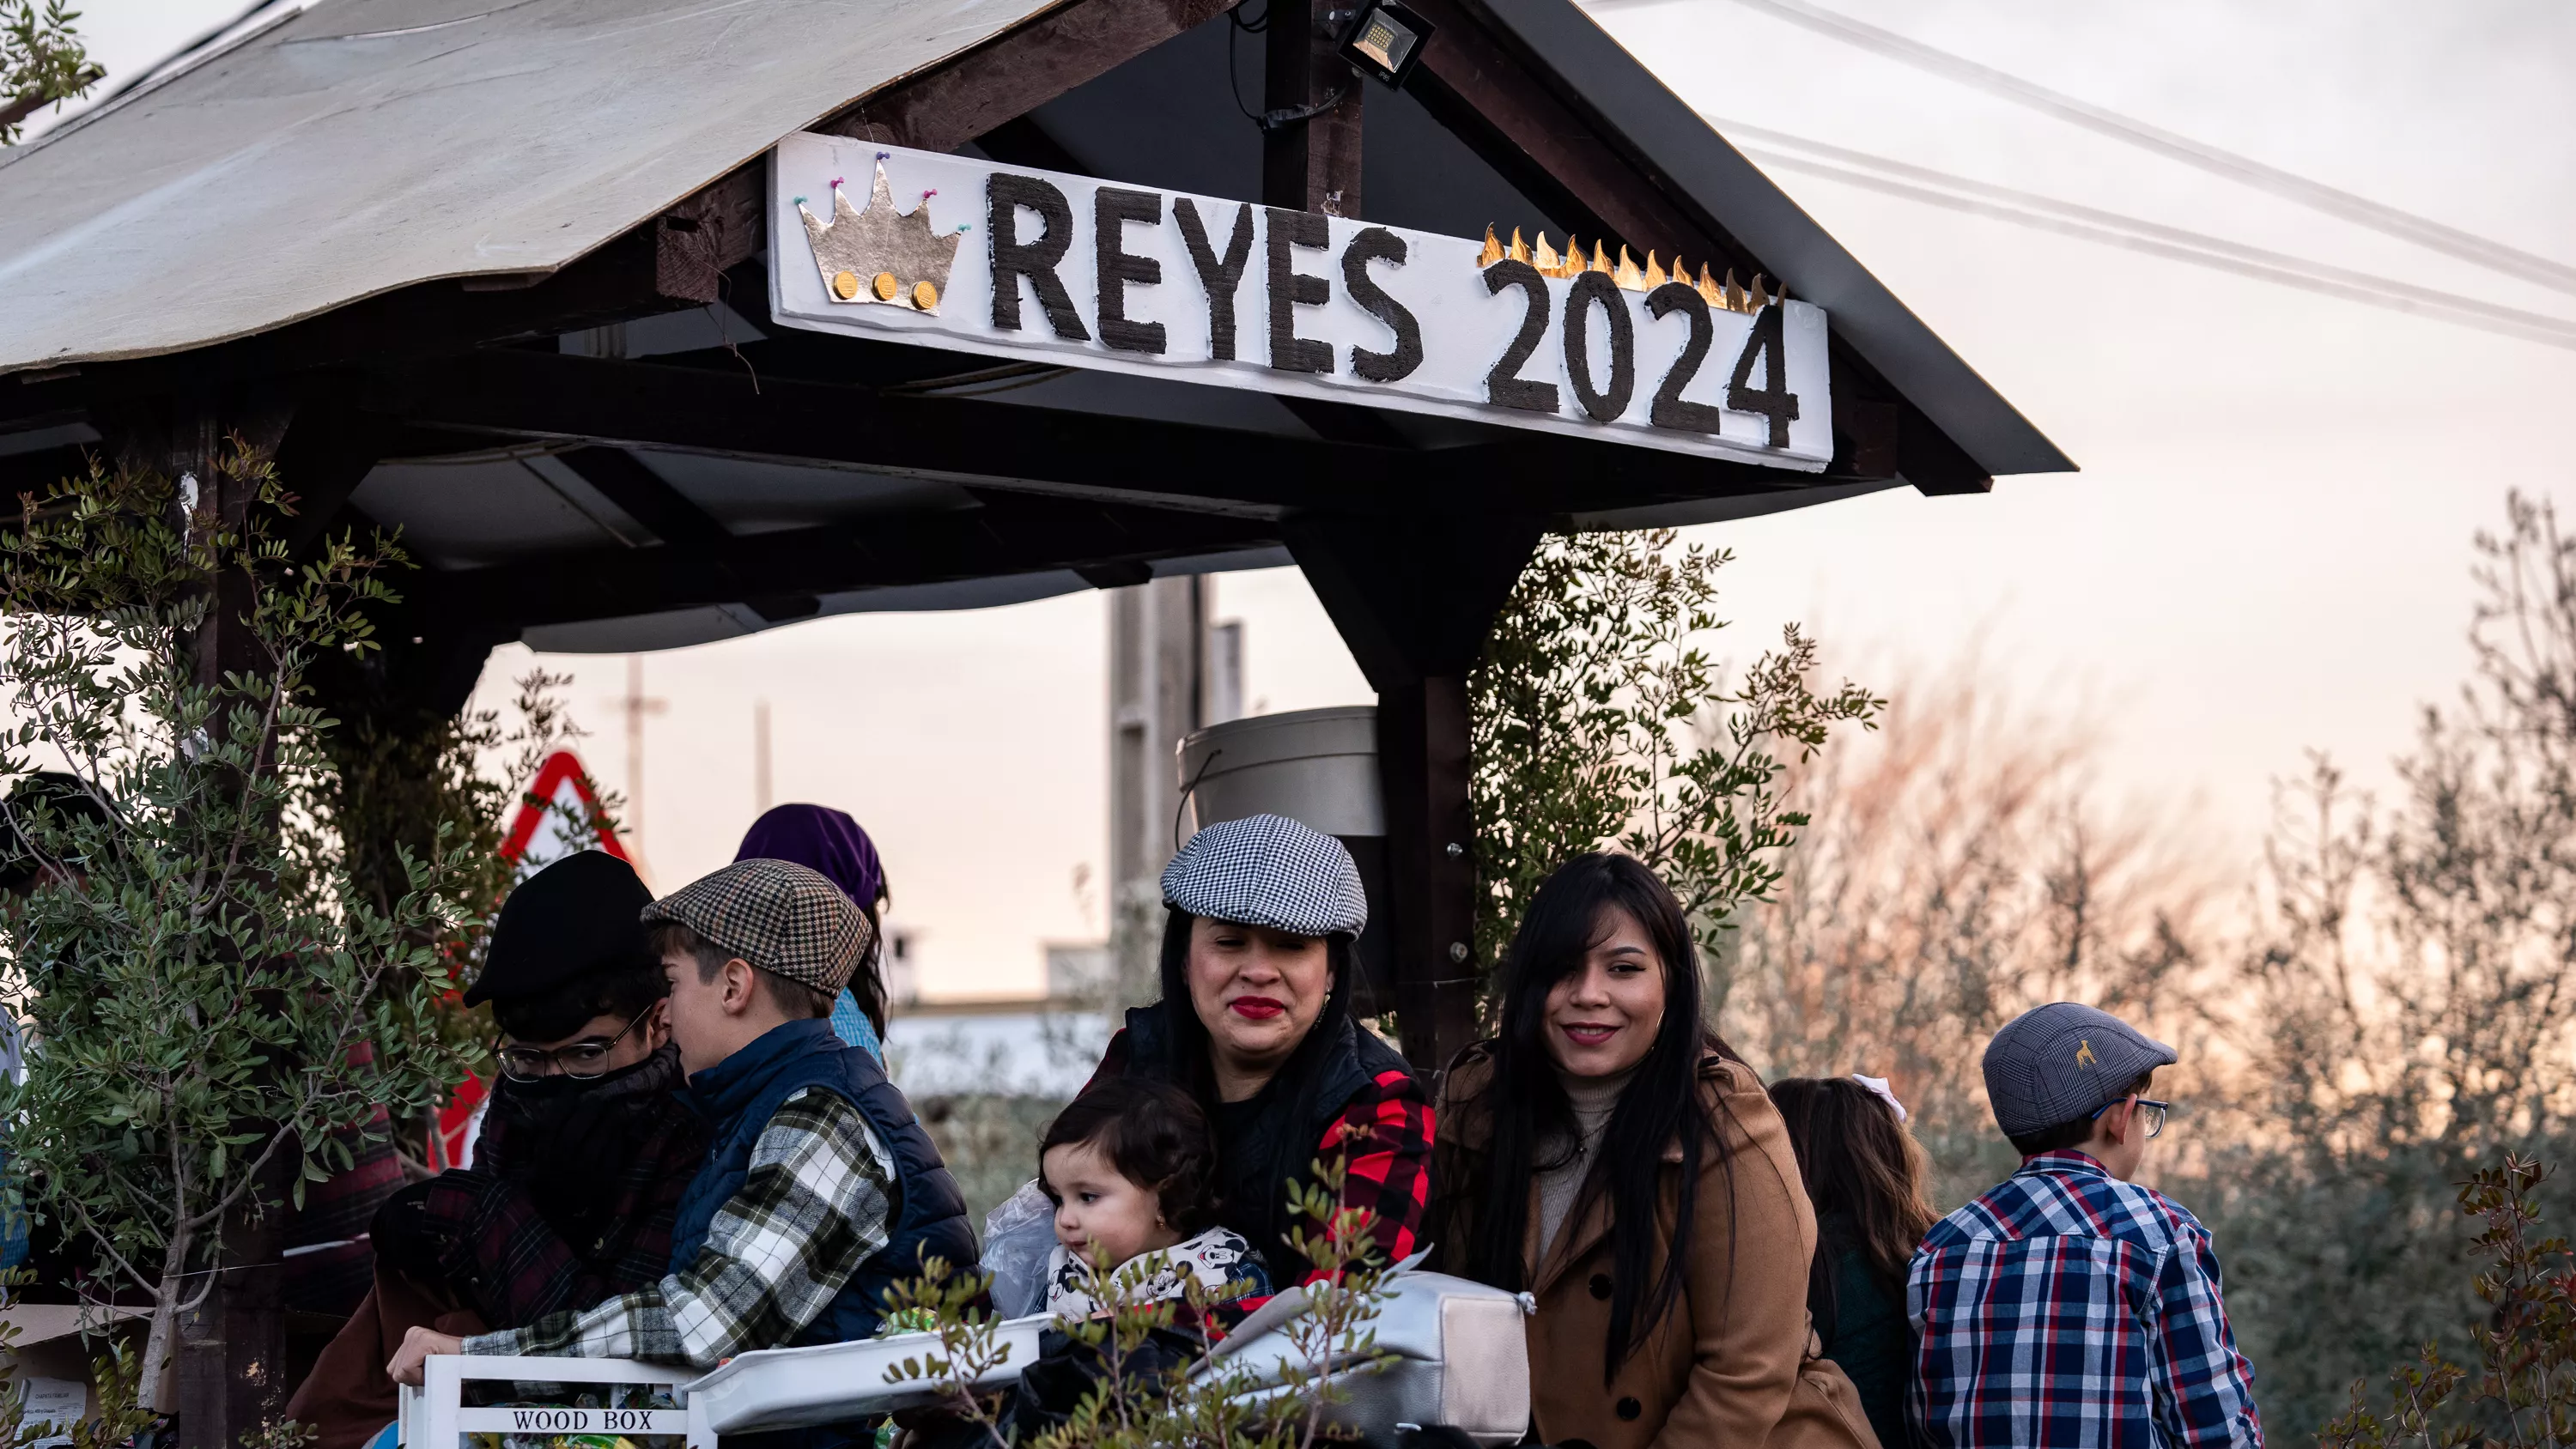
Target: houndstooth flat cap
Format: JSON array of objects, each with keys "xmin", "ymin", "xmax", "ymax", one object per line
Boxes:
[
  {"xmin": 1161, "ymin": 813, "xmax": 1367, "ymax": 937},
  {"xmin": 642, "ymin": 858, "xmax": 872, "ymax": 993}
]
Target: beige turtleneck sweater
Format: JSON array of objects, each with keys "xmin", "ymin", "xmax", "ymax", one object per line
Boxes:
[{"xmin": 1533, "ymin": 1065, "xmax": 1637, "ymax": 1262}]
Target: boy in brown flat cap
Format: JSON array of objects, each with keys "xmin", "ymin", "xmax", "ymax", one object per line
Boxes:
[{"xmin": 391, "ymin": 859, "xmax": 975, "ymax": 1448}]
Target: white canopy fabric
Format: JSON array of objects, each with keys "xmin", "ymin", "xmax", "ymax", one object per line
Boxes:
[{"xmin": 0, "ymin": 0, "xmax": 1061, "ymax": 376}]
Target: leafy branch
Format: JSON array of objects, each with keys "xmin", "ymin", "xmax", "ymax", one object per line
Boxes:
[
  {"xmin": 2, "ymin": 0, "xmax": 100, "ymax": 144},
  {"xmin": 879, "ymin": 1153, "xmax": 1392, "ymax": 1449},
  {"xmin": 1470, "ymin": 529, "xmax": 1879, "ymax": 1016},
  {"xmin": 2321, "ymin": 1154, "xmax": 2576, "ymax": 1449}
]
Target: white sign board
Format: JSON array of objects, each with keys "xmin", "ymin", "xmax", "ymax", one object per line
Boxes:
[{"xmin": 767, "ymin": 133, "xmax": 1832, "ymax": 470}]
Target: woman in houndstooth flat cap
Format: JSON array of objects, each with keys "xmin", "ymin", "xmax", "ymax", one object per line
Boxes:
[{"xmin": 1077, "ymin": 813, "xmax": 1431, "ymax": 1286}]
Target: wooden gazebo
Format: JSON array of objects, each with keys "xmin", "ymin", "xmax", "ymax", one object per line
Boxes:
[{"xmin": 0, "ymin": 0, "xmax": 2069, "ymax": 1433}]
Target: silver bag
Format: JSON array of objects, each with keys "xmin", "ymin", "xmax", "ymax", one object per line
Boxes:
[
  {"xmin": 1203, "ymin": 1270, "xmax": 1533, "ymax": 1446},
  {"xmin": 683, "ymin": 1268, "xmax": 1531, "ymax": 1443}
]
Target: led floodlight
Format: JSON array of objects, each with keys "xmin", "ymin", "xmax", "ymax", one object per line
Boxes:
[{"xmin": 1337, "ymin": 1, "xmax": 1433, "ymax": 88}]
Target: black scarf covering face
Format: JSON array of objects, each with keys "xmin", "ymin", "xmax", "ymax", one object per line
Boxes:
[{"xmin": 479, "ymin": 1042, "xmax": 691, "ymax": 1235}]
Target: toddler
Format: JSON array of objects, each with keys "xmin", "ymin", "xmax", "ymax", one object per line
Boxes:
[
  {"xmin": 1038, "ymin": 1077, "xmax": 1270, "ymax": 1321},
  {"xmin": 957, "ymin": 1081, "xmax": 1271, "ymax": 1446}
]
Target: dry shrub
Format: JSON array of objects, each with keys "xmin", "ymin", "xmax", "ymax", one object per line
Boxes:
[{"xmin": 1718, "ymin": 658, "xmax": 2226, "ymax": 1202}]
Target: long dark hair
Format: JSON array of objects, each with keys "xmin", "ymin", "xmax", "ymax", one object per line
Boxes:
[
  {"xmin": 1768, "ymin": 1076, "xmax": 1935, "ymax": 1337},
  {"xmin": 1152, "ymin": 906, "xmax": 1357, "ymax": 1258},
  {"xmin": 1462, "ymin": 852, "xmax": 1733, "ymax": 1378}
]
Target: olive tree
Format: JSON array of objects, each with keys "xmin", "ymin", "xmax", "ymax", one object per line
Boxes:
[
  {"xmin": 1468, "ymin": 528, "xmax": 1880, "ymax": 1012},
  {"xmin": 0, "ymin": 445, "xmax": 483, "ymax": 1410}
]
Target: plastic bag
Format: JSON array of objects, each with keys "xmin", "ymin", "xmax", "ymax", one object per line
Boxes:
[{"xmin": 982, "ymin": 1178, "xmax": 1057, "ymax": 1319}]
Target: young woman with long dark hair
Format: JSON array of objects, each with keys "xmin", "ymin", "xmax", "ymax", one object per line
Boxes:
[
  {"xmin": 1768, "ymin": 1076, "xmax": 1938, "ymax": 1449},
  {"xmin": 1431, "ymin": 853, "xmax": 1876, "ymax": 1449},
  {"xmin": 1081, "ymin": 814, "xmax": 1431, "ymax": 1282}
]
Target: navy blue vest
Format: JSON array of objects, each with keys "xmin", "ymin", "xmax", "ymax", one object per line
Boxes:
[{"xmin": 669, "ymin": 1018, "xmax": 977, "ymax": 1347}]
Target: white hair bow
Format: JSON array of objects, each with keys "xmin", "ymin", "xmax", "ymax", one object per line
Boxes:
[{"xmin": 1852, "ymin": 1073, "xmax": 1908, "ymax": 1124}]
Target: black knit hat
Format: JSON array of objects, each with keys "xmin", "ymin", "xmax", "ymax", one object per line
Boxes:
[{"xmin": 465, "ymin": 850, "xmax": 658, "ymax": 1007}]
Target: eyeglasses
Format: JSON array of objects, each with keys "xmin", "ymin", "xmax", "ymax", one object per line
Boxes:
[
  {"xmin": 2090, "ymin": 1094, "xmax": 2172, "ymax": 1138},
  {"xmin": 497, "ymin": 1009, "xmax": 653, "ymax": 1082}
]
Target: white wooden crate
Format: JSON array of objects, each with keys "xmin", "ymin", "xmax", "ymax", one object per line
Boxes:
[{"xmin": 398, "ymin": 1355, "xmax": 713, "ymax": 1449}]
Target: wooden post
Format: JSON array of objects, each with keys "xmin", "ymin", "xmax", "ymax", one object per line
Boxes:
[
  {"xmin": 1262, "ymin": 0, "xmax": 1364, "ymax": 216},
  {"xmin": 1286, "ymin": 514, "xmax": 1539, "ymax": 1068},
  {"xmin": 99, "ymin": 391, "xmax": 298, "ymax": 1449},
  {"xmin": 1373, "ymin": 676, "xmax": 1477, "ymax": 1064}
]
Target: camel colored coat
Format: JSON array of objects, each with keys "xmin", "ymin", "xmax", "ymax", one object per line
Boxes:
[{"xmin": 1434, "ymin": 1046, "xmax": 1880, "ymax": 1449}]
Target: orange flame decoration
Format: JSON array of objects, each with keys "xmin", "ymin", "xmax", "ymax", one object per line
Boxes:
[{"xmin": 1478, "ymin": 222, "xmax": 1783, "ymax": 311}]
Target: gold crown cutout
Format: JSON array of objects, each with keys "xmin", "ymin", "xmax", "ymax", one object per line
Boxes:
[
  {"xmin": 1476, "ymin": 225, "xmax": 1783, "ymax": 314},
  {"xmin": 798, "ymin": 159, "xmax": 965, "ymax": 314}
]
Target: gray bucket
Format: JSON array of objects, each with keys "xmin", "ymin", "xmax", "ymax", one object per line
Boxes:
[
  {"xmin": 1178, "ymin": 705, "xmax": 1382, "ymax": 839},
  {"xmin": 1176, "ymin": 706, "xmax": 1393, "ymax": 1013}
]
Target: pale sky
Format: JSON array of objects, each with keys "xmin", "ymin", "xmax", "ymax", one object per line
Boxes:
[{"xmin": 58, "ymin": 0, "xmax": 2576, "ymax": 997}]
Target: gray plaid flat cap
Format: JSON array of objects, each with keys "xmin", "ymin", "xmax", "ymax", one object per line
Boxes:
[
  {"xmin": 1162, "ymin": 813, "xmax": 1366, "ymax": 937},
  {"xmin": 642, "ymin": 858, "xmax": 872, "ymax": 993},
  {"xmin": 1982, "ymin": 1002, "xmax": 2178, "ymax": 1137}
]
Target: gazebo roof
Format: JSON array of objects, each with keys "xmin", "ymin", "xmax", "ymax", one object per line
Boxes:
[
  {"xmin": 0, "ymin": 0, "xmax": 2071, "ymax": 658},
  {"xmin": 0, "ymin": 0, "xmax": 1064, "ymax": 373}
]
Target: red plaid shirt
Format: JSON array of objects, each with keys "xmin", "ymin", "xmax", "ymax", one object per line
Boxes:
[
  {"xmin": 1311, "ymin": 1064, "xmax": 1433, "ymax": 1279},
  {"xmin": 1087, "ymin": 1028, "xmax": 1433, "ymax": 1285}
]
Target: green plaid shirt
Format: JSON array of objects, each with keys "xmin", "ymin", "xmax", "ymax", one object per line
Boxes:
[{"xmin": 463, "ymin": 1088, "xmax": 894, "ymax": 1367}]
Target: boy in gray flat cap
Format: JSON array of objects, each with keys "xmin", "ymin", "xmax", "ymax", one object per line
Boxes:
[
  {"xmin": 392, "ymin": 859, "xmax": 976, "ymax": 1446},
  {"xmin": 1907, "ymin": 1003, "xmax": 2262, "ymax": 1448}
]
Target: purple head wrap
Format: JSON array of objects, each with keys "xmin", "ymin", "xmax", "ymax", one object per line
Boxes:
[{"xmin": 734, "ymin": 804, "xmax": 886, "ymax": 909}]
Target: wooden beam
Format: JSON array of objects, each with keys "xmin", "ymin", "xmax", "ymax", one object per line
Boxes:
[
  {"xmin": 422, "ymin": 492, "xmax": 1275, "ymax": 630},
  {"xmin": 0, "ymin": 443, "xmax": 88, "ymax": 498},
  {"xmin": 1402, "ymin": 0, "xmax": 1747, "ymax": 274},
  {"xmin": 360, "ymin": 350, "xmax": 1823, "ymax": 520},
  {"xmin": 971, "ymin": 114, "xmax": 1091, "ymax": 173},
  {"xmin": 91, "ymin": 393, "xmax": 298, "ymax": 1449},
  {"xmin": 1286, "ymin": 511, "xmax": 1539, "ymax": 1068},
  {"xmin": 820, "ymin": 0, "xmax": 1240, "ymax": 153},
  {"xmin": 550, "ymin": 446, "xmax": 823, "ymax": 622},
  {"xmin": 654, "ymin": 167, "xmax": 766, "ymax": 306},
  {"xmin": 1263, "ymin": 0, "xmax": 1366, "ymax": 215},
  {"xmin": 273, "ymin": 404, "xmax": 405, "ymax": 555},
  {"xmin": 368, "ymin": 349, "xmax": 1376, "ymax": 513}
]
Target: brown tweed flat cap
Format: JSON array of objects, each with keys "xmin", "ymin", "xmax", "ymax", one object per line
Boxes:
[{"xmin": 642, "ymin": 858, "xmax": 872, "ymax": 993}]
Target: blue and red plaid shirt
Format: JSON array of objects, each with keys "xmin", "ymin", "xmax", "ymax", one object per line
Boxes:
[{"xmin": 1908, "ymin": 1149, "xmax": 2263, "ymax": 1449}]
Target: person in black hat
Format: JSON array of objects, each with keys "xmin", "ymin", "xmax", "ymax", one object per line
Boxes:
[{"xmin": 286, "ymin": 851, "xmax": 712, "ymax": 1449}]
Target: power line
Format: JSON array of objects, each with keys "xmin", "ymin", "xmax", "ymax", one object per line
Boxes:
[
  {"xmin": 1713, "ymin": 118, "xmax": 2576, "ymax": 351},
  {"xmin": 1588, "ymin": 0, "xmax": 2576, "ymax": 300}
]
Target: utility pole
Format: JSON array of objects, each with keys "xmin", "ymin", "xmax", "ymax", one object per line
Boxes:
[
  {"xmin": 1108, "ymin": 576, "xmax": 1206, "ymax": 1006},
  {"xmin": 617, "ymin": 655, "xmax": 666, "ymax": 862}
]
